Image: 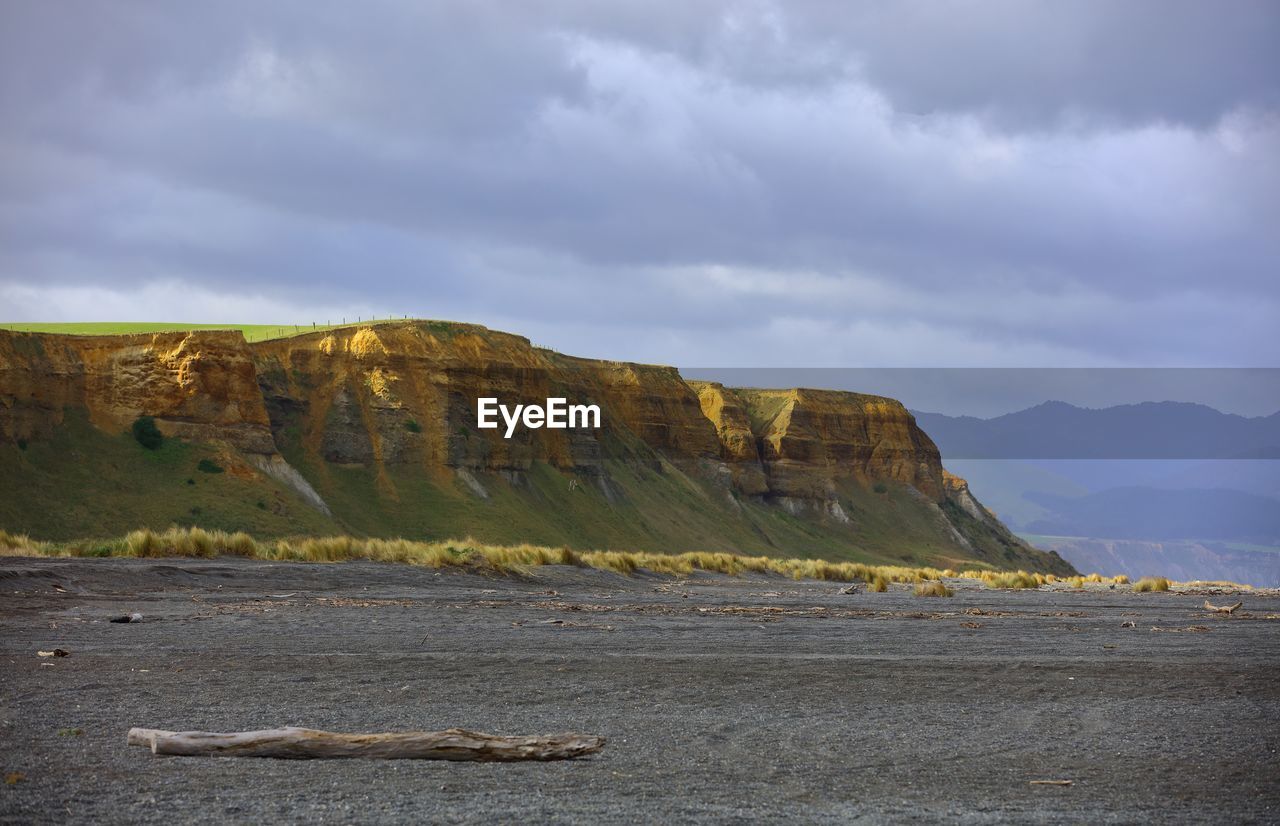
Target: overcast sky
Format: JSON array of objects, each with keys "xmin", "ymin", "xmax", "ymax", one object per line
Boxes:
[{"xmin": 2, "ymin": 1, "xmax": 1278, "ymax": 369}]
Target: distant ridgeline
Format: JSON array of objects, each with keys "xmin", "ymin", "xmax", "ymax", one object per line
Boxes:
[
  {"xmin": 0, "ymin": 321, "xmax": 1072, "ymax": 574},
  {"xmin": 915, "ymin": 402, "xmax": 1280, "ymax": 586}
]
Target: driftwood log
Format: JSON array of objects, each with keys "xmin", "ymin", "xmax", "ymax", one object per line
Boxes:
[
  {"xmin": 1204, "ymin": 600, "xmax": 1243, "ymax": 615},
  {"xmin": 126, "ymin": 726, "xmax": 605, "ymax": 761}
]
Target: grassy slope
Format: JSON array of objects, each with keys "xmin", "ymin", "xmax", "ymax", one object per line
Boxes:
[
  {"xmin": 1, "ymin": 409, "xmax": 1068, "ymax": 570},
  {"xmin": 0, "ymin": 411, "xmax": 335, "ymax": 540},
  {"xmin": 273, "ymin": 417, "xmax": 1036, "ymax": 568}
]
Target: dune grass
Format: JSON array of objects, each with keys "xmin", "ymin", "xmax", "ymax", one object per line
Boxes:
[
  {"xmin": 0, "ymin": 530, "xmax": 45, "ymax": 555},
  {"xmin": 955, "ymin": 568, "xmax": 1130, "ymax": 590},
  {"xmin": 0, "ymin": 527, "xmax": 1182, "ymax": 590},
  {"xmin": 1179, "ymin": 580, "xmax": 1253, "ymax": 590},
  {"xmin": 0, "ymin": 527, "xmax": 973, "ymax": 583}
]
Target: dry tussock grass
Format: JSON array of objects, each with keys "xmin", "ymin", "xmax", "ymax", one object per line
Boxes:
[
  {"xmin": 0, "ymin": 526, "xmax": 1151, "ymax": 588},
  {"xmin": 1180, "ymin": 579, "xmax": 1251, "ymax": 590},
  {"xmin": 913, "ymin": 581, "xmax": 954, "ymax": 597},
  {"xmin": 1133, "ymin": 576, "xmax": 1171, "ymax": 592},
  {"xmin": 0, "ymin": 530, "xmax": 48, "ymax": 556},
  {"xmin": 951, "ymin": 569, "xmax": 1131, "ymax": 591}
]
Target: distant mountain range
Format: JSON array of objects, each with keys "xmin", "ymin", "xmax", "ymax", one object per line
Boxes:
[
  {"xmin": 918, "ymin": 400, "xmax": 1280, "ymax": 585},
  {"xmin": 913, "ymin": 401, "xmax": 1280, "ymax": 459}
]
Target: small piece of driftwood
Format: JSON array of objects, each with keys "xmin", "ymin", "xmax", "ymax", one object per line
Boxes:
[
  {"xmin": 1204, "ymin": 600, "xmax": 1243, "ymax": 615},
  {"xmin": 1029, "ymin": 779, "xmax": 1073, "ymax": 786},
  {"xmin": 126, "ymin": 726, "xmax": 604, "ymax": 761}
]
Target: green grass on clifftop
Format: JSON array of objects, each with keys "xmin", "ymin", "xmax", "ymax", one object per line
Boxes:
[{"xmin": 1, "ymin": 320, "xmax": 405, "ymax": 343}]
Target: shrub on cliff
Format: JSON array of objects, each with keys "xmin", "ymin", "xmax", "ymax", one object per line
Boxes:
[{"xmin": 131, "ymin": 416, "xmax": 163, "ymax": 450}]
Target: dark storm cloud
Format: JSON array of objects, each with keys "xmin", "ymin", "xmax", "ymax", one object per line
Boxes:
[
  {"xmin": 789, "ymin": 0, "xmax": 1280, "ymax": 129},
  {"xmin": 1, "ymin": 1, "xmax": 1277, "ymax": 367}
]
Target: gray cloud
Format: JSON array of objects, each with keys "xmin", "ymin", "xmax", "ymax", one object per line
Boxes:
[
  {"xmin": 1, "ymin": 1, "xmax": 1277, "ymax": 368},
  {"xmin": 791, "ymin": 0, "xmax": 1280, "ymax": 129}
]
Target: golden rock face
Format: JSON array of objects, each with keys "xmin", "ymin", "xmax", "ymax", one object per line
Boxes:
[
  {"xmin": 0, "ymin": 330, "xmax": 274, "ymax": 453},
  {"xmin": 251, "ymin": 324, "xmax": 723, "ymax": 475},
  {"xmin": 2, "ymin": 321, "xmax": 960, "ymax": 504},
  {"xmin": 250, "ymin": 323, "xmax": 962, "ymax": 505},
  {"xmin": 715, "ymin": 386, "xmax": 947, "ymax": 502}
]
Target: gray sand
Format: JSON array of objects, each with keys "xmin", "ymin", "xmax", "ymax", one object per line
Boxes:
[{"xmin": 2, "ymin": 557, "xmax": 1277, "ymax": 824}]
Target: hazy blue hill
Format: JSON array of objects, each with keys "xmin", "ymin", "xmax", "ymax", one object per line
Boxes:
[
  {"xmin": 926, "ymin": 401, "xmax": 1280, "ymax": 584},
  {"xmin": 914, "ymin": 401, "xmax": 1280, "ymax": 460},
  {"xmin": 1148, "ymin": 458, "xmax": 1280, "ymax": 498}
]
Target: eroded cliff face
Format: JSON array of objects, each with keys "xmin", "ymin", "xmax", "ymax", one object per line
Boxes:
[
  {"xmin": 253, "ymin": 326, "xmax": 957, "ymax": 507},
  {"xmin": 942, "ymin": 469, "xmax": 988, "ymax": 520},
  {"xmin": 693, "ymin": 384, "xmax": 948, "ymax": 504},
  {"xmin": 0, "ymin": 322, "xmax": 1067, "ymax": 571},
  {"xmin": 0, "ymin": 321, "xmax": 984, "ymax": 508},
  {"xmin": 251, "ymin": 323, "xmax": 720, "ymax": 483},
  {"xmin": 0, "ymin": 330, "xmax": 274, "ymax": 453}
]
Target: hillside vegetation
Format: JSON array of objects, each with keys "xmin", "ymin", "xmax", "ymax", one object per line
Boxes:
[{"xmin": 0, "ymin": 320, "xmax": 1076, "ymax": 574}]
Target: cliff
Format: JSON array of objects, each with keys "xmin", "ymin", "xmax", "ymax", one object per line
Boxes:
[
  {"xmin": 0, "ymin": 321, "xmax": 1073, "ymax": 573},
  {"xmin": 0, "ymin": 329, "xmax": 274, "ymax": 453},
  {"xmin": 694, "ymin": 384, "xmax": 947, "ymax": 501}
]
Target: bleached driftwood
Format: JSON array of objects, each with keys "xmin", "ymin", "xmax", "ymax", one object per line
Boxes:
[
  {"xmin": 1204, "ymin": 600, "xmax": 1243, "ymax": 615},
  {"xmin": 126, "ymin": 726, "xmax": 604, "ymax": 761}
]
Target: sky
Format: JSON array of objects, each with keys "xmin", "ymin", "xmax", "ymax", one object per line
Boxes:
[{"xmin": 2, "ymin": 1, "xmax": 1278, "ymax": 370}]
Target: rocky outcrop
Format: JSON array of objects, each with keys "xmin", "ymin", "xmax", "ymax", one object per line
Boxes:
[
  {"xmin": 735, "ymin": 387, "xmax": 947, "ymax": 501},
  {"xmin": 0, "ymin": 330, "xmax": 274, "ymax": 453},
  {"xmin": 245, "ymin": 454, "xmax": 332, "ymax": 516},
  {"xmin": 942, "ymin": 469, "xmax": 988, "ymax": 520},
  {"xmin": 693, "ymin": 382, "xmax": 769, "ymax": 495},
  {"xmin": 252, "ymin": 324, "xmax": 722, "ymax": 477},
  {"xmin": 691, "ymin": 382, "xmax": 951, "ymax": 508}
]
